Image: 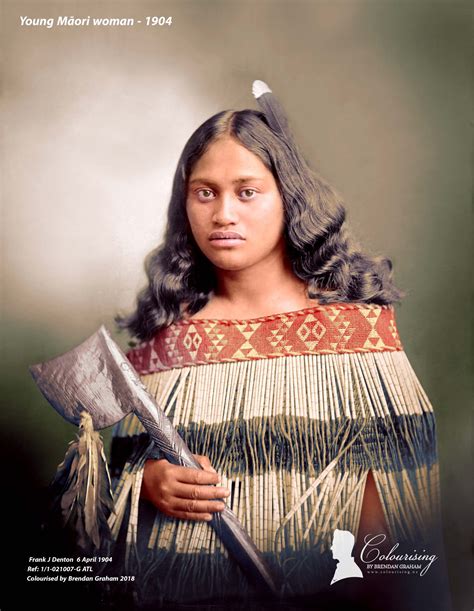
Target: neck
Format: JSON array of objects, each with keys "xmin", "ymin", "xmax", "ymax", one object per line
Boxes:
[{"xmin": 212, "ymin": 255, "xmax": 311, "ymax": 319}]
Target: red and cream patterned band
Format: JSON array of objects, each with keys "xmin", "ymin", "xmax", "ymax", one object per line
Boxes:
[{"xmin": 127, "ymin": 303, "xmax": 403, "ymax": 375}]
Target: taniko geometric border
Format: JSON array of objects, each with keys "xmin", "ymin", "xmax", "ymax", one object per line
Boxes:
[{"xmin": 127, "ymin": 303, "xmax": 403, "ymax": 375}]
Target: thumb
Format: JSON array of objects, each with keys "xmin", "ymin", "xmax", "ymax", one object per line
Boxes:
[{"xmin": 194, "ymin": 454, "xmax": 217, "ymax": 473}]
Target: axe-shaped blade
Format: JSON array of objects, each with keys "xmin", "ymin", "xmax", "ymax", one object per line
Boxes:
[
  {"xmin": 29, "ymin": 326, "xmax": 281, "ymax": 596},
  {"xmin": 30, "ymin": 325, "xmax": 136, "ymax": 429}
]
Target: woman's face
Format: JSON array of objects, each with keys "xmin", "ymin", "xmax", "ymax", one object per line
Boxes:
[{"xmin": 186, "ymin": 137, "xmax": 286, "ymax": 274}]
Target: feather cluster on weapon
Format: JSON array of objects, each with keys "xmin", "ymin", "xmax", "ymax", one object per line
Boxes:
[{"xmin": 51, "ymin": 410, "xmax": 115, "ymax": 550}]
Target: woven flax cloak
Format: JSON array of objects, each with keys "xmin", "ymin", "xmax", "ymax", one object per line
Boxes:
[{"xmin": 107, "ymin": 302, "xmax": 442, "ymax": 604}]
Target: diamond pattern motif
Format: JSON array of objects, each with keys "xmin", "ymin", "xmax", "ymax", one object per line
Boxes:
[{"xmin": 127, "ymin": 303, "xmax": 403, "ymax": 374}]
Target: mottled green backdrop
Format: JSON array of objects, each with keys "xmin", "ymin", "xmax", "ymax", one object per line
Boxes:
[{"xmin": 1, "ymin": 1, "xmax": 471, "ymax": 609}]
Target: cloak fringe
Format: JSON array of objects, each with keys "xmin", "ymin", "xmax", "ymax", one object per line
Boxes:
[{"xmin": 106, "ymin": 350, "xmax": 441, "ymax": 603}]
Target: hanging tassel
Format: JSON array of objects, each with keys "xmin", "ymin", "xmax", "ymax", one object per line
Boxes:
[{"xmin": 51, "ymin": 410, "xmax": 115, "ymax": 550}]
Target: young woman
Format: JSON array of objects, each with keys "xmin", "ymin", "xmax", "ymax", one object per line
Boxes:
[{"xmin": 107, "ymin": 96, "xmax": 449, "ymax": 609}]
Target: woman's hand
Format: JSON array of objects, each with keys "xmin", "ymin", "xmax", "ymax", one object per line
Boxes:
[{"xmin": 141, "ymin": 454, "xmax": 230, "ymax": 521}]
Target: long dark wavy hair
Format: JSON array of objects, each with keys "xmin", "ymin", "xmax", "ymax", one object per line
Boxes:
[{"xmin": 117, "ymin": 109, "xmax": 403, "ymax": 341}]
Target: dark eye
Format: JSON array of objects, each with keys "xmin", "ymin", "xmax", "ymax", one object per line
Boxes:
[
  {"xmin": 240, "ymin": 189, "xmax": 256, "ymax": 200},
  {"xmin": 196, "ymin": 189, "xmax": 215, "ymax": 202}
]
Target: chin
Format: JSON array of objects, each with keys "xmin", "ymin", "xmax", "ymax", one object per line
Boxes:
[
  {"xmin": 206, "ymin": 255, "xmax": 251, "ymax": 272},
  {"xmin": 214, "ymin": 262, "xmax": 249, "ymax": 272}
]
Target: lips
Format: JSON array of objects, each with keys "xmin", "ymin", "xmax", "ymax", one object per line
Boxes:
[{"xmin": 209, "ymin": 231, "xmax": 245, "ymax": 241}]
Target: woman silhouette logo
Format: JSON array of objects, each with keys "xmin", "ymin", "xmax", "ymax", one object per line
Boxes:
[{"xmin": 330, "ymin": 529, "xmax": 364, "ymax": 585}]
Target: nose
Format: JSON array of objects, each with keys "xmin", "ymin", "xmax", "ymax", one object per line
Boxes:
[{"xmin": 212, "ymin": 193, "xmax": 239, "ymax": 226}]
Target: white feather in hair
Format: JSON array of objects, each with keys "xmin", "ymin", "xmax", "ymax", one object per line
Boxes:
[{"xmin": 252, "ymin": 79, "xmax": 293, "ymax": 143}]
